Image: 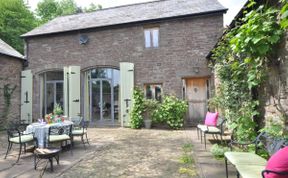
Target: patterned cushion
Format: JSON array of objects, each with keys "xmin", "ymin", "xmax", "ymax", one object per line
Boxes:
[
  {"xmin": 49, "ymin": 134, "xmax": 70, "ymax": 142},
  {"xmin": 9, "ymin": 134, "xmax": 34, "ymax": 143}
]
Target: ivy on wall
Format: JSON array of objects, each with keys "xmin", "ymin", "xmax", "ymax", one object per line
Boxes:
[
  {"xmin": 1, "ymin": 82, "xmax": 17, "ymax": 127},
  {"xmin": 210, "ymin": 0, "xmax": 286, "ymax": 141}
]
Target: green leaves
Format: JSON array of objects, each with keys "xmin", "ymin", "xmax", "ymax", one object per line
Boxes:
[
  {"xmin": 153, "ymin": 96, "xmax": 188, "ymax": 129},
  {"xmin": 230, "ymin": 6, "xmax": 283, "ymax": 58},
  {"xmin": 210, "ymin": 3, "xmax": 285, "ymax": 142},
  {"xmin": 280, "ymin": 2, "xmax": 288, "ymax": 28},
  {"xmin": 130, "ymin": 88, "xmax": 144, "ymax": 129},
  {"xmin": 0, "ymin": 0, "xmax": 37, "ymax": 53}
]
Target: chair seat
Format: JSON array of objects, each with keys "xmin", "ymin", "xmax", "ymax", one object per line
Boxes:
[
  {"xmin": 49, "ymin": 134, "xmax": 70, "ymax": 142},
  {"xmin": 225, "ymin": 152, "xmax": 267, "ymax": 165},
  {"xmin": 236, "ymin": 165, "xmax": 264, "ymax": 178},
  {"xmin": 9, "ymin": 134, "xmax": 34, "ymax": 143},
  {"xmin": 197, "ymin": 124, "xmax": 207, "ymax": 129},
  {"xmin": 201, "ymin": 126, "xmax": 220, "ymax": 133},
  {"xmin": 72, "ymin": 129, "xmax": 86, "ymax": 135}
]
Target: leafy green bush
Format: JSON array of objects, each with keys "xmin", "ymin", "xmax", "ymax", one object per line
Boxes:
[
  {"xmin": 210, "ymin": 4, "xmax": 284, "ymax": 142},
  {"xmin": 143, "ymin": 99, "xmax": 159, "ymax": 120},
  {"xmin": 153, "ymin": 96, "xmax": 188, "ymax": 129},
  {"xmin": 210, "ymin": 144, "xmax": 230, "ymax": 159},
  {"xmin": 130, "ymin": 88, "xmax": 145, "ymax": 129}
]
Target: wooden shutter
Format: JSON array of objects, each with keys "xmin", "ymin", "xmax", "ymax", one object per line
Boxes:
[
  {"xmin": 63, "ymin": 67, "xmax": 69, "ymax": 116},
  {"xmin": 69, "ymin": 66, "xmax": 81, "ymax": 118},
  {"xmin": 120, "ymin": 62, "xmax": 134, "ymax": 127},
  {"xmin": 63, "ymin": 66, "xmax": 81, "ymax": 118},
  {"xmin": 21, "ymin": 70, "xmax": 33, "ymax": 123}
]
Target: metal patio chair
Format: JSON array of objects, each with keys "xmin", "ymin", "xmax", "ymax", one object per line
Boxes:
[
  {"xmin": 4, "ymin": 122, "xmax": 34, "ymax": 162},
  {"xmin": 71, "ymin": 118, "xmax": 90, "ymax": 149}
]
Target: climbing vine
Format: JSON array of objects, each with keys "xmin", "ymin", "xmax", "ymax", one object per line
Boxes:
[
  {"xmin": 210, "ymin": 1, "xmax": 285, "ymax": 141},
  {"xmin": 1, "ymin": 83, "xmax": 17, "ymax": 126},
  {"xmin": 130, "ymin": 88, "xmax": 145, "ymax": 129}
]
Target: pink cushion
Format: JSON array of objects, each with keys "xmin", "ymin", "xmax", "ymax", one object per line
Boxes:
[
  {"xmin": 265, "ymin": 146, "xmax": 288, "ymax": 178},
  {"xmin": 204, "ymin": 112, "xmax": 218, "ymax": 126}
]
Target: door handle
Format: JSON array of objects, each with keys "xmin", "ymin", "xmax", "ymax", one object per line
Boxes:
[{"xmin": 73, "ymin": 99, "xmax": 80, "ymax": 102}]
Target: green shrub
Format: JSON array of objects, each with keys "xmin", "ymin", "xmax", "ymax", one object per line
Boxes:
[
  {"xmin": 153, "ymin": 96, "xmax": 188, "ymax": 129},
  {"xmin": 143, "ymin": 99, "xmax": 159, "ymax": 119},
  {"xmin": 210, "ymin": 144, "xmax": 230, "ymax": 159},
  {"xmin": 130, "ymin": 88, "xmax": 145, "ymax": 129}
]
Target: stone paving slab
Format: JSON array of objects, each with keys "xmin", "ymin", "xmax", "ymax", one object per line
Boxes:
[{"xmin": 0, "ymin": 128, "xmax": 236, "ymax": 178}]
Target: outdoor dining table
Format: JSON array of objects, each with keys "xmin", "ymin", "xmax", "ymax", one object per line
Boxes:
[{"xmin": 25, "ymin": 120, "xmax": 73, "ymax": 148}]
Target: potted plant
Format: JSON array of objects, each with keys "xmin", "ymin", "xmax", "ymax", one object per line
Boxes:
[{"xmin": 143, "ymin": 99, "xmax": 158, "ymax": 129}]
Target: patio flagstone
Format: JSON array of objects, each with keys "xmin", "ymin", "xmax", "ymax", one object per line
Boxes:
[{"xmin": 0, "ymin": 128, "xmax": 235, "ymax": 178}]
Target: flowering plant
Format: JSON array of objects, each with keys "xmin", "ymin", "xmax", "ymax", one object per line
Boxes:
[{"xmin": 43, "ymin": 104, "xmax": 65, "ymax": 124}]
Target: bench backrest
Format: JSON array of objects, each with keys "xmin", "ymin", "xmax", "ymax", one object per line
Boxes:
[{"xmin": 255, "ymin": 132, "xmax": 287, "ymax": 156}]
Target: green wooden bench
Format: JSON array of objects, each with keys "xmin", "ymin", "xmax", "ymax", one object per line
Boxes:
[{"xmin": 224, "ymin": 132, "xmax": 288, "ymax": 178}]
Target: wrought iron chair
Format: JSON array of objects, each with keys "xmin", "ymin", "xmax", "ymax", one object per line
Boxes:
[
  {"xmin": 48, "ymin": 124, "xmax": 72, "ymax": 153},
  {"xmin": 33, "ymin": 137, "xmax": 61, "ymax": 172},
  {"xmin": 71, "ymin": 118, "xmax": 90, "ymax": 149},
  {"xmin": 4, "ymin": 122, "xmax": 34, "ymax": 162},
  {"xmin": 224, "ymin": 132, "xmax": 287, "ymax": 178}
]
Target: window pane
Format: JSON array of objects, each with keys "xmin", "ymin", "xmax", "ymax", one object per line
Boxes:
[
  {"xmin": 145, "ymin": 85, "xmax": 152, "ymax": 99},
  {"xmin": 56, "ymin": 83, "xmax": 64, "ymax": 110},
  {"xmin": 144, "ymin": 30, "xmax": 151, "ymax": 48},
  {"xmin": 155, "ymin": 85, "xmax": 162, "ymax": 101},
  {"xmin": 46, "ymin": 71, "xmax": 63, "ymax": 81},
  {"xmin": 46, "ymin": 83, "xmax": 54, "ymax": 114},
  {"xmin": 152, "ymin": 29, "xmax": 159, "ymax": 47}
]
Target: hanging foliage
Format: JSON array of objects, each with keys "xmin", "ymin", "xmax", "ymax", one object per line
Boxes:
[{"xmin": 210, "ymin": 1, "xmax": 284, "ymax": 141}]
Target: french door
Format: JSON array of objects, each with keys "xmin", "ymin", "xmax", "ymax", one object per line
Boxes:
[{"xmin": 90, "ymin": 79, "xmax": 114, "ymax": 122}]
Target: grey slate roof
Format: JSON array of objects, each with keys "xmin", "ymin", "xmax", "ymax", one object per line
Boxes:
[
  {"xmin": 22, "ymin": 0, "xmax": 227, "ymax": 37},
  {"xmin": 0, "ymin": 39, "xmax": 24, "ymax": 60}
]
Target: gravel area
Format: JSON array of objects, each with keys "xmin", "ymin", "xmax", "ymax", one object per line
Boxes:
[
  {"xmin": 0, "ymin": 128, "xmax": 198, "ymax": 178},
  {"xmin": 59, "ymin": 128, "xmax": 197, "ymax": 178}
]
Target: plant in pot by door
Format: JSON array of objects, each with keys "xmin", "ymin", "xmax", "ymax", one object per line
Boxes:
[{"xmin": 143, "ymin": 99, "xmax": 158, "ymax": 129}]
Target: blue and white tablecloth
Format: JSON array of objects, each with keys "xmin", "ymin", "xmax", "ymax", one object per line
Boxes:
[{"xmin": 25, "ymin": 121, "xmax": 73, "ymax": 148}]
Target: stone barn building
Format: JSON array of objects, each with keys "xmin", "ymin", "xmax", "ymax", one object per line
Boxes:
[
  {"xmin": 21, "ymin": 0, "xmax": 226, "ymax": 126},
  {"xmin": 0, "ymin": 39, "xmax": 24, "ymax": 126}
]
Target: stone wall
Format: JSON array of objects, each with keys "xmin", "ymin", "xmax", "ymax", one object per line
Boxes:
[
  {"xmin": 25, "ymin": 13, "xmax": 224, "ymax": 119},
  {"xmin": 260, "ymin": 32, "xmax": 288, "ymax": 128},
  {"xmin": 0, "ymin": 55, "xmax": 22, "ymax": 125}
]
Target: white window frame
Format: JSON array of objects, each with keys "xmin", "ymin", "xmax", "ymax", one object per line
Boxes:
[{"xmin": 144, "ymin": 27, "xmax": 159, "ymax": 48}]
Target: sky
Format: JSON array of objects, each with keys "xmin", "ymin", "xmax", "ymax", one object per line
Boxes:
[{"xmin": 27, "ymin": 0, "xmax": 247, "ymax": 26}]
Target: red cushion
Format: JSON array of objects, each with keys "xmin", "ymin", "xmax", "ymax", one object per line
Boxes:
[
  {"xmin": 265, "ymin": 146, "xmax": 288, "ymax": 178},
  {"xmin": 204, "ymin": 112, "xmax": 218, "ymax": 126}
]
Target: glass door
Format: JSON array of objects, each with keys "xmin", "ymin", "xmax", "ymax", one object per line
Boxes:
[
  {"xmin": 90, "ymin": 79, "xmax": 113, "ymax": 122},
  {"xmin": 45, "ymin": 81, "xmax": 64, "ymax": 115}
]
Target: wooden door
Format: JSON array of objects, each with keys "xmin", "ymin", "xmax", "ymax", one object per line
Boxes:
[
  {"xmin": 186, "ymin": 78, "xmax": 208, "ymax": 125},
  {"xmin": 120, "ymin": 62, "xmax": 134, "ymax": 127}
]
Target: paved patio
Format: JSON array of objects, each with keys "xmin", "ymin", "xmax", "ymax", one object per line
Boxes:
[{"xmin": 0, "ymin": 128, "xmax": 236, "ymax": 178}]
